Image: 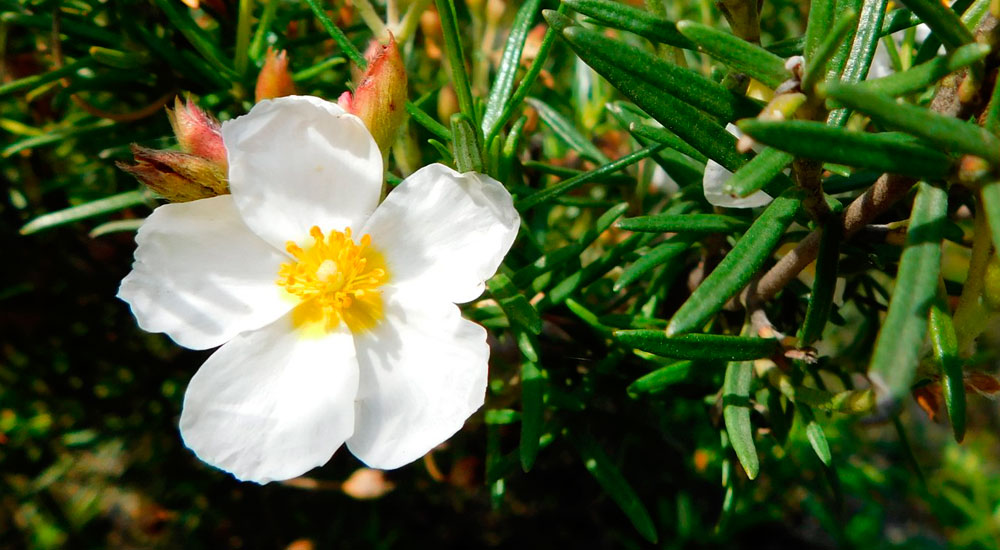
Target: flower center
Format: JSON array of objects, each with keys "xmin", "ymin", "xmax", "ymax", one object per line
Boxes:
[{"xmin": 277, "ymin": 226, "xmax": 388, "ymax": 333}]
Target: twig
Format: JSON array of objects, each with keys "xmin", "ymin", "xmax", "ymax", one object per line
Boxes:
[{"xmin": 742, "ymin": 15, "xmax": 1000, "ymax": 308}]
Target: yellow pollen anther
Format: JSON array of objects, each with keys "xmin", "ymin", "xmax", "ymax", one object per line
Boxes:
[{"xmin": 277, "ymin": 225, "xmax": 389, "ymax": 333}]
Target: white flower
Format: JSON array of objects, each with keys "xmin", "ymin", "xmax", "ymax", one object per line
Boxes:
[
  {"xmin": 703, "ymin": 124, "xmax": 774, "ymax": 208},
  {"xmin": 118, "ymin": 96, "xmax": 520, "ymax": 483},
  {"xmin": 870, "ymin": 23, "xmax": 939, "ymax": 79}
]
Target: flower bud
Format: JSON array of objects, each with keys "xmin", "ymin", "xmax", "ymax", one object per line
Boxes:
[
  {"xmin": 255, "ymin": 48, "xmax": 297, "ymax": 103},
  {"xmin": 437, "ymin": 84, "xmax": 459, "ymax": 122},
  {"xmin": 338, "ymin": 34, "xmax": 408, "ymax": 158},
  {"xmin": 117, "ymin": 145, "xmax": 228, "ymax": 202},
  {"xmin": 420, "ymin": 8, "xmax": 443, "ymax": 60},
  {"xmin": 120, "ymin": 98, "xmax": 230, "ymax": 202},
  {"xmin": 166, "ymin": 97, "xmax": 227, "ymax": 168}
]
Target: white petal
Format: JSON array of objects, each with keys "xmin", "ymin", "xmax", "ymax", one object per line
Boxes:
[
  {"xmin": 221, "ymin": 96, "xmax": 383, "ymax": 249},
  {"xmin": 347, "ymin": 289, "xmax": 489, "ymax": 469},
  {"xmin": 703, "ymin": 159, "xmax": 774, "ymax": 208},
  {"xmin": 118, "ymin": 195, "xmax": 294, "ymax": 350},
  {"xmin": 650, "ymin": 164, "xmax": 679, "ymax": 195},
  {"xmin": 360, "ymin": 164, "xmax": 519, "ymax": 304},
  {"xmin": 869, "ymin": 39, "xmax": 894, "ymax": 79},
  {"xmin": 704, "ymin": 123, "xmax": 773, "ymax": 208},
  {"xmin": 180, "ymin": 313, "xmax": 359, "ymax": 483}
]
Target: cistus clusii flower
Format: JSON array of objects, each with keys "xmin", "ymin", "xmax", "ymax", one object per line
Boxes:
[
  {"xmin": 703, "ymin": 123, "xmax": 774, "ymax": 208},
  {"xmin": 117, "ymin": 98, "xmax": 228, "ymax": 202},
  {"xmin": 117, "ymin": 96, "xmax": 520, "ymax": 483}
]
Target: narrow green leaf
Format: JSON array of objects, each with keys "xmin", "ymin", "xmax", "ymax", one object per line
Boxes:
[
  {"xmin": 130, "ymin": 23, "xmax": 230, "ymax": 88},
  {"xmin": 526, "ymin": 97, "xmax": 609, "ymax": 164},
  {"xmin": 561, "ymin": 26, "xmax": 761, "ymax": 121},
  {"xmin": 1, "ymin": 12, "xmax": 121, "ymax": 46},
  {"xmin": 565, "ymin": 298, "xmax": 614, "ymax": 335},
  {"xmin": 566, "ymin": 429, "xmax": 659, "ymax": 543},
  {"xmin": 406, "ymin": 101, "xmax": 452, "ymax": 141},
  {"xmin": 485, "ymin": 4, "xmax": 566, "ymax": 144},
  {"xmin": 853, "ymin": 43, "xmax": 990, "ymax": 97},
  {"xmin": 667, "ymin": 191, "xmax": 803, "ymax": 336},
  {"xmin": 542, "ymin": 233, "xmax": 654, "ymax": 306},
  {"xmin": 615, "ymin": 331, "xmax": 780, "ymax": 360},
  {"xmin": 869, "ymin": 182, "xmax": 948, "ymax": 410},
  {"xmin": 249, "ymin": 0, "xmax": 281, "ymax": 61},
  {"xmin": 738, "ymin": 119, "xmax": 953, "ymax": 179},
  {"xmin": 618, "ymin": 214, "xmax": 747, "ymax": 234},
  {"xmin": 724, "ymin": 148, "xmax": 795, "ymax": 198},
  {"xmin": 627, "ymin": 361, "xmax": 695, "ymax": 396},
  {"xmin": 904, "ymin": 0, "xmax": 974, "ymax": 50},
  {"xmin": 981, "ymin": 181, "xmax": 1000, "ymax": 249},
  {"xmin": 88, "ymin": 218, "xmax": 145, "ymax": 238},
  {"xmin": 512, "ymin": 203, "xmax": 628, "ymax": 287},
  {"xmin": 723, "ymin": 360, "xmax": 758, "ymax": 479},
  {"xmin": 801, "ymin": 8, "xmax": 858, "ymax": 92},
  {"xmin": 805, "ymin": 0, "xmax": 837, "ymax": 59},
  {"xmin": 520, "ymin": 361, "xmax": 545, "ymax": 471},
  {"xmin": 292, "ymin": 57, "xmax": 347, "ymax": 82},
  {"xmin": 152, "ymin": 0, "xmax": 239, "ymax": 78},
  {"xmin": 20, "ymin": 190, "xmax": 151, "ymax": 235},
  {"xmin": 826, "ymin": 0, "xmax": 888, "ymax": 127},
  {"xmin": 450, "ymin": 113, "xmax": 484, "ymax": 173},
  {"xmin": 516, "ymin": 145, "xmax": 664, "ymax": 210},
  {"xmin": 89, "ymin": 46, "xmax": 150, "ymax": 69},
  {"xmin": 766, "ymin": 35, "xmax": 806, "ymax": 57},
  {"xmin": 801, "ymin": 407, "xmax": 833, "ymax": 466},
  {"xmin": 234, "ymin": 0, "xmax": 253, "ymax": 74},
  {"xmin": 881, "ymin": 8, "xmax": 920, "ymax": 36},
  {"xmin": 488, "ymin": 273, "xmax": 543, "ymax": 334},
  {"xmin": 428, "ymin": 138, "xmax": 455, "ymax": 162},
  {"xmin": 0, "ymin": 57, "xmax": 94, "ymax": 98},
  {"xmin": 435, "ymin": 0, "xmax": 478, "ymax": 125},
  {"xmin": 798, "ymin": 220, "xmax": 842, "ymax": 345},
  {"xmin": 545, "ymin": 14, "xmax": 747, "ymax": 171},
  {"xmin": 485, "ymin": 408, "xmax": 521, "ymax": 424},
  {"xmin": 824, "ymin": 0, "xmax": 864, "ymax": 90},
  {"xmin": 614, "ymin": 235, "xmax": 695, "ymax": 291},
  {"xmin": 563, "ymin": 0, "xmax": 694, "ymax": 49},
  {"xmin": 826, "ymin": 82, "xmax": 1000, "ymax": 162},
  {"xmin": 930, "ymin": 283, "xmax": 966, "ymax": 442},
  {"xmin": 675, "ymin": 20, "xmax": 790, "ymax": 88},
  {"xmin": 304, "ymin": 0, "xmax": 366, "ymax": 67},
  {"xmin": 482, "ymin": 0, "xmax": 542, "ymax": 136},
  {"xmin": 3, "ymin": 119, "xmax": 116, "ymax": 157},
  {"xmin": 624, "ymin": 119, "xmax": 709, "ymax": 164}
]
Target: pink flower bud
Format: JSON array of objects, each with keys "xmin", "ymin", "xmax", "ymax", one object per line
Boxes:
[
  {"xmin": 255, "ymin": 48, "xmax": 297, "ymax": 103},
  {"xmin": 166, "ymin": 97, "xmax": 227, "ymax": 168},
  {"xmin": 117, "ymin": 145, "xmax": 228, "ymax": 202},
  {"xmin": 338, "ymin": 34, "xmax": 408, "ymax": 157}
]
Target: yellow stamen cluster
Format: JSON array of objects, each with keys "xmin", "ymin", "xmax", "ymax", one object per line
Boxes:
[{"xmin": 277, "ymin": 226, "xmax": 388, "ymax": 333}]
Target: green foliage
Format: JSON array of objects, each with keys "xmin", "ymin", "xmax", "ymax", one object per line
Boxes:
[{"xmin": 7, "ymin": 0, "xmax": 1000, "ymax": 547}]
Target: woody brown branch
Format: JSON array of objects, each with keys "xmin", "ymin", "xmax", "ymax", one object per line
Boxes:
[{"xmin": 741, "ymin": 14, "xmax": 1000, "ymax": 310}]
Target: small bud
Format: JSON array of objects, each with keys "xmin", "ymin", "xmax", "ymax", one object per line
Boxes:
[
  {"xmin": 486, "ymin": 0, "xmax": 505, "ymax": 24},
  {"xmin": 437, "ymin": 84, "xmax": 459, "ymax": 122},
  {"xmin": 255, "ymin": 48, "xmax": 297, "ymax": 103},
  {"xmin": 166, "ymin": 97, "xmax": 227, "ymax": 168},
  {"xmin": 118, "ymin": 145, "xmax": 228, "ymax": 202},
  {"xmin": 420, "ymin": 8, "xmax": 443, "ymax": 60},
  {"xmin": 338, "ymin": 34, "xmax": 408, "ymax": 158},
  {"xmin": 341, "ymin": 468, "xmax": 395, "ymax": 500}
]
